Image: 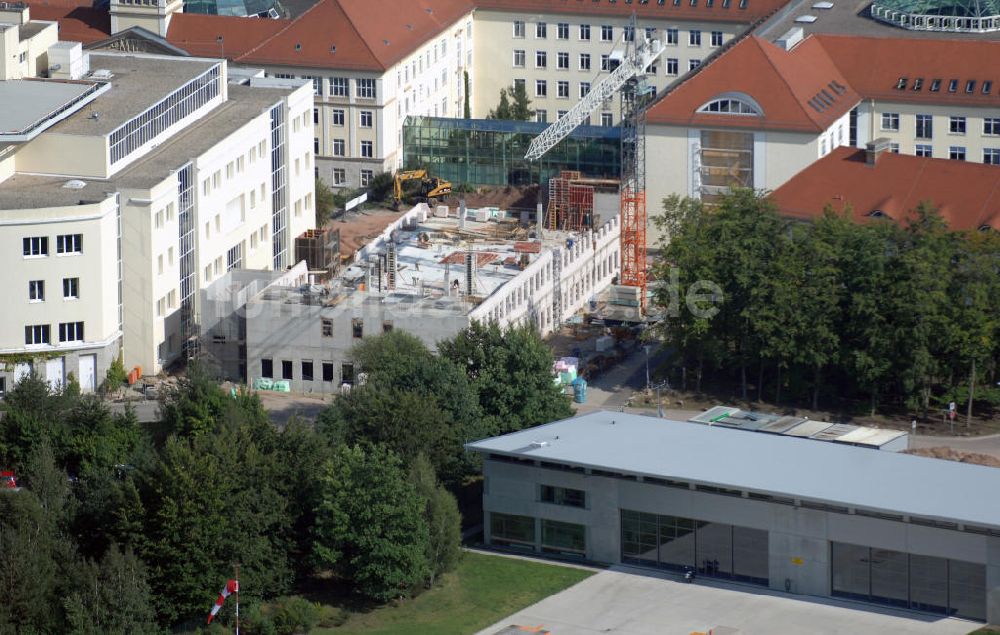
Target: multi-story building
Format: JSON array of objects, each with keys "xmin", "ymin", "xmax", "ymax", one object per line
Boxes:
[
  {"xmin": 165, "ymin": 0, "xmax": 476, "ymax": 191},
  {"xmin": 471, "ymin": 0, "xmax": 786, "ymax": 126},
  {"xmin": 644, "ymin": 31, "xmax": 1000, "ymax": 241},
  {"xmin": 0, "ymin": 10, "xmax": 313, "ymax": 393},
  {"xmin": 202, "ymin": 203, "xmax": 621, "ymax": 393}
]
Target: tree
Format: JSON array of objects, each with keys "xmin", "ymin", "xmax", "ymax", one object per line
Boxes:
[
  {"xmin": 439, "ymin": 321, "xmax": 572, "ymax": 434},
  {"xmin": 509, "ymin": 81, "xmax": 535, "ymax": 121},
  {"xmin": 63, "ymin": 544, "xmax": 160, "ymax": 635},
  {"xmin": 463, "ymin": 71, "xmax": 471, "ymax": 119},
  {"xmin": 0, "ymin": 490, "xmax": 60, "ymax": 633},
  {"xmin": 317, "ymin": 331, "xmax": 486, "ymax": 484},
  {"xmin": 315, "ymin": 177, "xmax": 336, "ymax": 227},
  {"xmin": 159, "ymin": 361, "xmax": 268, "ymax": 439},
  {"xmin": 105, "ymin": 352, "xmax": 128, "ymax": 396},
  {"xmin": 486, "ymin": 88, "xmax": 512, "ymax": 120},
  {"xmin": 313, "ymin": 445, "xmax": 429, "ymax": 602},
  {"xmin": 367, "ymin": 171, "xmax": 395, "ymax": 204},
  {"xmin": 410, "ymin": 455, "xmax": 462, "ymax": 586}
]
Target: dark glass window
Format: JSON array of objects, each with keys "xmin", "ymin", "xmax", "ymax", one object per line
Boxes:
[
  {"xmin": 541, "ymin": 519, "xmax": 585, "ymax": 556},
  {"xmin": 539, "ymin": 484, "xmax": 585, "ymax": 508},
  {"xmin": 491, "ymin": 512, "xmax": 534, "ymax": 549},
  {"xmin": 281, "ymin": 360, "xmax": 293, "ymax": 380},
  {"xmin": 322, "ymin": 362, "xmax": 334, "ymax": 382},
  {"xmin": 261, "ymin": 358, "xmax": 273, "ymax": 378}
]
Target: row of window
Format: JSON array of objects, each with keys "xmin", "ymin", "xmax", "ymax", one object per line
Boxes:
[
  {"xmin": 513, "ymin": 51, "xmax": 697, "ymax": 76},
  {"xmin": 277, "ymin": 75, "xmax": 377, "ymax": 100},
  {"xmin": 325, "ymin": 139, "xmax": 374, "ymax": 158},
  {"xmin": 260, "ymin": 358, "xmax": 355, "ymax": 384},
  {"xmin": 512, "ymin": 21, "xmax": 725, "ymax": 47},
  {"xmin": 881, "ymin": 114, "xmax": 1000, "ymax": 137},
  {"xmin": 330, "ymin": 168, "xmax": 375, "ymax": 187},
  {"xmin": 23, "ymin": 234, "xmax": 83, "ymax": 258},
  {"xmin": 317, "ymin": 107, "xmax": 372, "ymax": 128},
  {"xmin": 27, "ymin": 278, "xmax": 80, "ymax": 302},
  {"xmin": 24, "ymin": 322, "xmax": 85, "ymax": 345},
  {"xmin": 517, "ymin": 61, "xmax": 696, "ymax": 101},
  {"xmin": 490, "ymin": 512, "xmax": 587, "ymax": 557}
]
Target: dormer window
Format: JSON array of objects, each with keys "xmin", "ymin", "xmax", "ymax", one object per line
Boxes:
[{"xmin": 697, "ymin": 93, "xmax": 763, "ymax": 116}]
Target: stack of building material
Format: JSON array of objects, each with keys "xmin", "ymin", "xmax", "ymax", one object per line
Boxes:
[
  {"xmin": 553, "ymin": 356, "xmax": 580, "ymax": 385},
  {"xmin": 546, "ymin": 171, "xmax": 594, "ymax": 231}
]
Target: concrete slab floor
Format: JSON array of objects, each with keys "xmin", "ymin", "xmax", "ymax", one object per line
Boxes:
[{"xmin": 475, "ymin": 566, "xmax": 977, "ymax": 635}]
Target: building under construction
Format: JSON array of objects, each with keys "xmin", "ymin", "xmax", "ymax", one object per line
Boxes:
[{"xmin": 201, "ymin": 203, "xmax": 620, "ymax": 393}]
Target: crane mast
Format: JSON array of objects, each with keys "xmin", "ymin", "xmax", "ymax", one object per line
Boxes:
[{"xmin": 525, "ymin": 19, "xmax": 663, "ymax": 315}]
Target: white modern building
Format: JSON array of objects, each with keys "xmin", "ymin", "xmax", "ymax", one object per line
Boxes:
[
  {"xmin": 0, "ymin": 9, "xmax": 314, "ymax": 394},
  {"xmin": 468, "ymin": 410, "xmax": 1000, "ymax": 624},
  {"xmin": 202, "ymin": 202, "xmax": 620, "ymax": 393}
]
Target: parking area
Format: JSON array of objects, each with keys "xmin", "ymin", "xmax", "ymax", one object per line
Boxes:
[{"xmin": 475, "ymin": 565, "xmax": 976, "ymax": 635}]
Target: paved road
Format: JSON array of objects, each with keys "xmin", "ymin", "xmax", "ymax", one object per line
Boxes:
[
  {"xmin": 475, "ymin": 566, "xmax": 975, "ymax": 635},
  {"xmin": 910, "ymin": 431, "xmax": 1000, "ymax": 460}
]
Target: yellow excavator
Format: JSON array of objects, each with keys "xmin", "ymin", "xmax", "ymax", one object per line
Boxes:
[{"xmin": 392, "ymin": 169, "xmax": 452, "ymax": 209}]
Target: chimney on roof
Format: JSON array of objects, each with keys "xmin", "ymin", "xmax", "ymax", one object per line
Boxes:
[{"xmin": 865, "ymin": 137, "xmax": 892, "ymax": 166}]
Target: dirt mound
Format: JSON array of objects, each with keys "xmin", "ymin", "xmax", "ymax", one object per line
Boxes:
[
  {"xmin": 904, "ymin": 446, "xmax": 1000, "ymax": 468},
  {"xmin": 441, "ymin": 185, "xmax": 539, "ymax": 211}
]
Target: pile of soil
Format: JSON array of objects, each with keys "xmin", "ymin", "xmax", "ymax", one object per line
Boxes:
[
  {"xmin": 440, "ymin": 185, "xmax": 539, "ymax": 211},
  {"xmin": 904, "ymin": 446, "xmax": 1000, "ymax": 468}
]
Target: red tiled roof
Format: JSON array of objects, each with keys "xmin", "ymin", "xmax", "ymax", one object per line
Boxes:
[
  {"xmin": 817, "ymin": 35, "xmax": 1000, "ymax": 109},
  {"xmin": 166, "ymin": 14, "xmax": 286, "ymax": 59},
  {"xmin": 646, "ymin": 36, "xmax": 859, "ymax": 133},
  {"xmin": 475, "ymin": 0, "xmax": 787, "ymax": 24},
  {"xmin": 28, "ymin": 4, "xmax": 110, "ymax": 43},
  {"xmin": 769, "ymin": 146, "xmax": 1000, "ymax": 232},
  {"xmin": 168, "ymin": 0, "xmax": 474, "ymax": 71}
]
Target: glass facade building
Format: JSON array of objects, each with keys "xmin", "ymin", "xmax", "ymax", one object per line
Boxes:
[{"xmin": 402, "ymin": 116, "xmax": 621, "ymax": 187}]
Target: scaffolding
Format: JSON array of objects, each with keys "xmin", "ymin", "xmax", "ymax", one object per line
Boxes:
[{"xmin": 546, "ymin": 170, "xmax": 596, "ymax": 232}]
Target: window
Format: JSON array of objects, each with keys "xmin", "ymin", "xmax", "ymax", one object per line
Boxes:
[
  {"xmin": 332, "ymin": 108, "xmax": 345, "ymax": 126},
  {"xmin": 490, "ymin": 512, "xmax": 535, "ymax": 549},
  {"xmin": 535, "ymin": 79, "xmax": 547, "ymax": 97},
  {"xmin": 513, "ymin": 49, "xmax": 525, "ymax": 67},
  {"xmin": 23, "ymin": 236, "xmax": 48, "ymax": 257},
  {"xmin": 332, "ymin": 168, "xmax": 346, "ymax": 185},
  {"xmin": 329, "ymin": 77, "xmax": 348, "ymax": 97},
  {"xmin": 541, "ymin": 519, "xmax": 586, "ymax": 557},
  {"xmin": 698, "ymin": 97, "xmax": 761, "ymax": 115},
  {"xmin": 601, "ymin": 54, "xmax": 611, "ymax": 71},
  {"xmin": 535, "ymin": 110, "xmax": 547, "ymax": 123},
  {"xmin": 226, "ymin": 243, "xmax": 242, "ymax": 271},
  {"xmin": 950, "ymin": 146, "xmax": 966, "ymax": 161},
  {"xmin": 985, "ymin": 118, "xmax": 1000, "ymax": 135},
  {"xmin": 281, "ymin": 360, "xmax": 293, "ymax": 380},
  {"xmin": 557, "ymin": 22, "xmax": 569, "ymax": 39},
  {"xmin": 314, "ymin": 138, "xmax": 320, "ymax": 155},
  {"xmin": 601, "ymin": 112, "xmax": 613, "ymax": 127},
  {"xmin": 360, "ymin": 141, "xmax": 373, "ymax": 158},
  {"xmin": 711, "ymin": 31, "xmax": 724, "ymax": 46},
  {"xmin": 535, "ymin": 22, "xmax": 547, "ymax": 38},
  {"xmin": 623, "ymin": 25, "xmax": 635, "ymax": 42},
  {"xmin": 321, "ymin": 318, "xmax": 333, "ymax": 337},
  {"xmin": 58, "ymin": 322, "xmax": 84, "ymax": 343},
  {"xmin": 557, "ymin": 81, "xmax": 569, "ymax": 98},
  {"xmin": 25, "ymin": 324, "xmax": 50, "ymax": 345},
  {"xmin": 351, "ymin": 318, "xmax": 363, "ymax": 338},
  {"xmin": 360, "ymin": 170, "xmax": 373, "ymax": 187},
  {"xmin": 261, "ymin": 358, "xmax": 273, "ymax": 378},
  {"xmin": 513, "ymin": 20, "xmax": 525, "ymax": 38},
  {"xmin": 333, "ymin": 139, "xmax": 345, "ymax": 156},
  {"xmin": 579, "ymin": 24, "xmax": 590, "ymax": 40},
  {"xmin": 28, "ymin": 280, "xmax": 44, "ymax": 302},
  {"xmin": 689, "ymin": 30, "xmax": 702, "ymax": 46},
  {"xmin": 889, "ymin": 143, "xmax": 900, "ymax": 153},
  {"xmin": 322, "ymin": 362, "xmax": 334, "ymax": 382},
  {"xmin": 579, "ymin": 82, "xmax": 590, "ymax": 98},
  {"xmin": 56, "ymin": 233, "xmax": 82, "ymax": 255},
  {"xmin": 601, "ymin": 25, "xmax": 613, "ymax": 41},
  {"xmin": 689, "ymin": 59, "xmax": 701, "ymax": 71},
  {"xmin": 535, "ymin": 50, "xmax": 547, "ymax": 68},
  {"xmin": 666, "ymin": 28, "xmax": 678, "ymax": 45},
  {"xmin": 301, "ymin": 360, "xmax": 314, "ymax": 381},
  {"xmin": 382, "ymin": 320, "xmax": 393, "ymax": 333},
  {"xmin": 985, "ymin": 148, "xmax": 1000, "ymax": 165},
  {"xmin": 949, "ymin": 116, "xmax": 966, "ymax": 134},
  {"xmin": 356, "ymin": 78, "xmax": 376, "ymax": 99},
  {"xmin": 915, "ymin": 144, "xmax": 933, "ymax": 157},
  {"xmin": 948, "ymin": 79, "xmax": 958, "ymax": 93},
  {"xmin": 360, "ymin": 110, "xmax": 373, "ymax": 127},
  {"xmin": 313, "ymin": 108, "xmax": 319, "ymax": 125},
  {"xmin": 666, "ymin": 58, "xmax": 679, "ymax": 75},
  {"xmin": 557, "ymin": 52, "xmax": 569, "ymax": 70},
  {"xmin": 540, "ymin": 484, "xmax": 585, "ymax": 508},
  {"xmin": 341, "ymin": 362, "xmax": 355, "ymax": 384},
  {"xmin": 880, "ymin": 112, "xmax": 899, "ymax": 131},
  {"xmin": 63, "ymin": 278, "xmax": 79, "ymax": 299},
  {"xmin": 915, "ymin": 114, "xmax": 933, "ymax": 139}
]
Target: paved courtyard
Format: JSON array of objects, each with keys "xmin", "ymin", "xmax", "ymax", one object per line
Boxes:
[{"xmin": 475, "ymin": 565, "xmax": 977, "ymax": 635}]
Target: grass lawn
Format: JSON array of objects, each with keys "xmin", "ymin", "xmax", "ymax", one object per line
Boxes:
[{"xmin": 313, "ymin": 552, "xmax": 593, "ymax": 635}]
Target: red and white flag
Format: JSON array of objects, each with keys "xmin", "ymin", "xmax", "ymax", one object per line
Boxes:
[{"xmin": 207, "ymin": 579, "xmax": 239, "ymax": 624}]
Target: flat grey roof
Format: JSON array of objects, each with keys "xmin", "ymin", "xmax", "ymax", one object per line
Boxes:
[
  {"xmin": 0, "ymin": 174, "xmax": 115, "ymax": 210},
  {"xmin": 466, "ymin": 410, "xmax": 1000, "ymax": 529},
  {"xmin": 758, "ymin": 0, "xmax": 1000, "ymax": 40},
  {"xmin": 0, "ymin": 79, "xmax": 101, "ymax": 137},
  {"xmin": 110, "ymin": 83, "xmax": 284, "ymax": 189},
  {"xmin": 47, "ymin": 53, "xmax": 218, "ymax": 136}
]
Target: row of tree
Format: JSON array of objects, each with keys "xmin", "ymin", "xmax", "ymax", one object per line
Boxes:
[
  {"xmin": 0, "ymin": 322, "xmax": 570, "ymax": 632},
  {"xmin": 652, "ymin": 191, "xmax": 1000, "ymax": 421}
]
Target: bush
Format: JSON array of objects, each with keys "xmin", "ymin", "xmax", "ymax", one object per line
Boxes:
[{"xmin": 249, "ymin": 596, "xmax": 320, "ymax": 635}]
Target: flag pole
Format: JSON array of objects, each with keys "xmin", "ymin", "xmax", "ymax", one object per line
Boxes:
[{"xmin": 234, "ymin": 563, "xmax": 240, "ymax": 635}]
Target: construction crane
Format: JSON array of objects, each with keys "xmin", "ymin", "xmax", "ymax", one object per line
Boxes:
[{"xmin": 526, "ymin": 20, "xmax": 663, "ymax": 316}]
